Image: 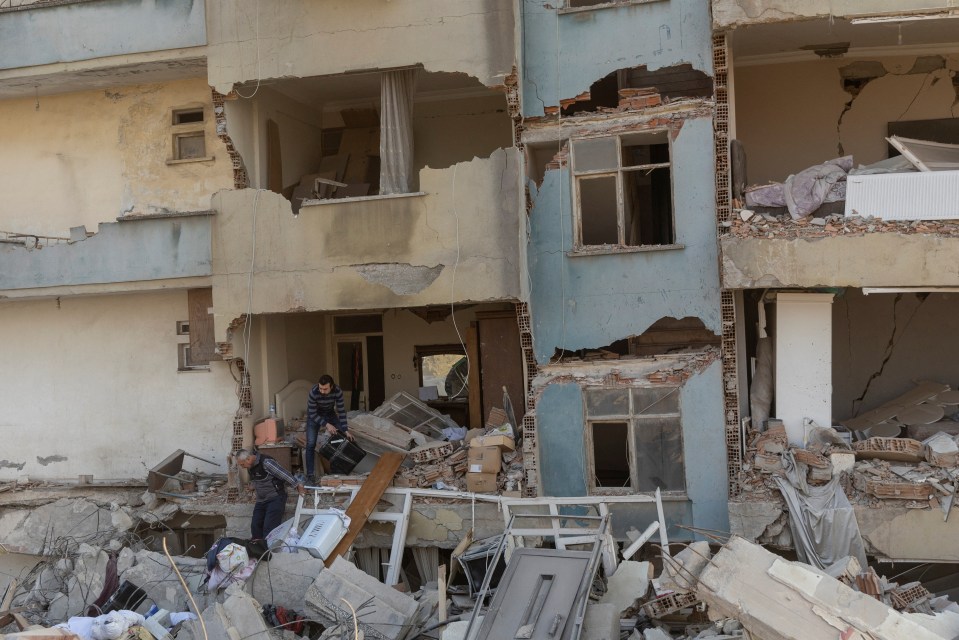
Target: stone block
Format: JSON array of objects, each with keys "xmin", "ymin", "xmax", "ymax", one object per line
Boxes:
[
  {"xmin": 249, "ymin": 551, "xmax": 324, "ymax": 612},
  {"xmin": 305, "ymin": 557, "xmax": 417, "ymax": 640},
  {"xmin": 220, "ymin": 590, "xmax": 271, "ymax": 640},
  {"xmin": 599, "ymin": 561, "xmax": 652, "ymax": 616}
]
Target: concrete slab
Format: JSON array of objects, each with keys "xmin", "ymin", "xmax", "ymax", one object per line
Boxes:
[
  {"xmin": 582, "ymin": 604, "xmax": 619, "ymax": 640},
  {"xmin": 599, "ymin": 561, "xmax": 652, "ymax": 616}
]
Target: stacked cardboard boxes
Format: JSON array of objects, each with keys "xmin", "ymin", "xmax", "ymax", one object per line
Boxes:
[{"xmin": 466, "ymin": 435, "xmax": 515, "ymax": 493}]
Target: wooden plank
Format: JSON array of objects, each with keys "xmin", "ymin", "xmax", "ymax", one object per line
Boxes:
[
  {"xmin": 476, "ymin": 312, "xmax": 525, "ymax": 428},
  {"xmin": 188, "ymin": 288, "xmax": 218, "ymax": 364},
  {"xmin": 0, "ymin": 579, "xmax": 17, "ymax": 628},
  {"xmin": 438, "ymin": 564, "xmax": 448, "ymax": 623},
  {"xmin": 325, "ymin": 452, "xmax": 406, "ymax": 565},
  {"xmin": 466, "ymin": 324, "xmax": 482, "ymax": 429}
]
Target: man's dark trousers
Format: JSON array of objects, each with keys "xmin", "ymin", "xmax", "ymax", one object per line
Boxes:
[{"xmin": 251, "ymin": 493, "xmax": 286, "ymax": 540}]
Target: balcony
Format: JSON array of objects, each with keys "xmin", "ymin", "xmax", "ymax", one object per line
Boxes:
[
  {"xmin": 713, "ymin": 1, "xmax": 959, "ymax": 30},
  {"xmin": 0, "ymin": 213, "xmax": 213, "ymax": 297},
  {"xmin": 206, "ymin": 0, "xmax": 515, "ymax": 94},
  {"xmin": 209, "ymin": 149, "xmax": 522, "ymax": 340},
  {"xmin": 0, "ymin": 0, "xmax": 206, "ymax": 98}
]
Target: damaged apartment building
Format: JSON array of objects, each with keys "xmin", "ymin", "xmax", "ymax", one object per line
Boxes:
[
  {"xmin": 0, "ymin": 0, "xmax": 734, "ymax": 555},
  {"xmin": 0, "ymin": 0, "xmax": 526, "ymax": 552},
  {"xmin": 711, "ymin": 1, "xmax": 959, "ymax": 564}
]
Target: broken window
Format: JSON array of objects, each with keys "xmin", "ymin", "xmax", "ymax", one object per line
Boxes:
[
  {"xmin": 415, "ymin": 345, "xmax": 468, "ymax": 400},
  {"xmin": 170, "ymin": 107, "xmax": 207, "ymax": 161},
  {"xmin": 585, "ymin": 386, "xmax": 685, "ymax": 493},
  {"xmin": 572, "ymin": 131, "xmax": 674, "ymax": 248}
]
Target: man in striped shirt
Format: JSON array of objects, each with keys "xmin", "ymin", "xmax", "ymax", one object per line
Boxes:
[
  {"xmin": 237, "ymin": 449, "xmax": 305, "ymax": 541},
  {"xmin": 305, "ymin": 374, "xmax": 353, "ymax": 482}
]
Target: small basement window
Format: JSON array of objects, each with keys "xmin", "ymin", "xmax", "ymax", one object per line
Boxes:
[
  {"xmin": 572, "ymin": 131, "xmax": 674, "ymax": 248},
  {"xmin": 585, "ymin": 386, "xmax": 685, "ymax": 494},
  {"xmin": 170, "ymin": 107, "xmax": 208, "ymax": 162}
]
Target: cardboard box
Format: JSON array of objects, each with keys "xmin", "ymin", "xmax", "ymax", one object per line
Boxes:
[
  {"xmin": 466, "ymin": 472, "xmax": 498, "ymax": 493},
  {"xmin": 463, "ymin": 428, "xmax": 486, "ymax": 446},
  {"xmin": 470, "ymin": 434, "xmax": 515, "ymax": 451},
  {"xmin": 467, "ymin": 446, "xmax": 502, "ymax": 474},
  {"xmin": 254, "ymin": 418, "xmax": 285, "ymax": 445}
]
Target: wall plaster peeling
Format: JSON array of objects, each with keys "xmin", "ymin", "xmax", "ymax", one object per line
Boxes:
[
  {"xmin": 347, "ymin": 263, "xmax": 444, "ymax": 296},
  {"xmin": 36, "ymin": 455, "xmax": 68, "ymax": 466}
]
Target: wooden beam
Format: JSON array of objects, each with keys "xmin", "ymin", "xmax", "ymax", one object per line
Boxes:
[
  {"xmin": 0, "ymin": 579, "xmax": 17, "ymax": 628},
  {"xmin": 325, "ymin": 452, "xmax": 406, "ymax": 565}
]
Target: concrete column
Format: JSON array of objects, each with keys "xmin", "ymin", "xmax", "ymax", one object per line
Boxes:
[{"xmin": 775, "ymin": 292, "xmax": 834, "ymax": 445}]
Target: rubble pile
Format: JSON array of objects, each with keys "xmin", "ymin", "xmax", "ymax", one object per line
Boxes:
[
  {"xmin": 724, "ymin": 209, "xmax": 959, "ymax": 240},
  {"xmin": 737, "ymin": 383, "xmax": 959, "ymax": 517}
]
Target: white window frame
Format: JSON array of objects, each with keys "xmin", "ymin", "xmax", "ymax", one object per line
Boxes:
[
  {"xmin": 570, "ymin": 131, "xmax": 676, "ymax": 250},
  {"xmin": 584, "ymin": 386, "xmax": 684, "ymax": 496}
]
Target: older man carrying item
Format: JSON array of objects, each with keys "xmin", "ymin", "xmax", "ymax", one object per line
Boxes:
[{"xmin": 236, "ymin": 449, "xmax": 306, "ymax": 541}]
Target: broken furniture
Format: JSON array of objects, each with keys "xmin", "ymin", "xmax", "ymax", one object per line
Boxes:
[
  {"xmin": 147, "ymin": 449, "xmax": 221, "ymax": 496},
  {"xmin": 457, "ymin": 535, "xmax": 507, "ymax": 596}
]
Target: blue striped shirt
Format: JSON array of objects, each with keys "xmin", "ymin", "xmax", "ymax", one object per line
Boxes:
[{"xmin": 307, "ymin": 384, "xmax": 348, "ymax": 431}]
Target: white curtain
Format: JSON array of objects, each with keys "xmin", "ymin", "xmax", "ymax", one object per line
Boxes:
[{"xmin": 379, "ymin": 69, "xmax": 416, "ymax": 195}]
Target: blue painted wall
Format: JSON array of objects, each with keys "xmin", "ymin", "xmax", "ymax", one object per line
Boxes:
[
  {"xmin": 0, "ymin": 0, "xmax": 206, "ymax": 71},
  {"xmin": 535, "ymin": 361, "xmax": 728, "ymax": 540},
  {"xmin": 520, "ymin": 0, "xmax": 712, "ymax": 117},
  {"xmin": 528, "ymin": 115, "xmax": 720, "ymax": 362},
  {"xmin": 0, "ymin": 216, "xmax": 212, "ymax": 290}
]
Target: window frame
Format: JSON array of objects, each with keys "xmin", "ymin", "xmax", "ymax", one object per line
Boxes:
[
  {"xmin": 168, "ymin": 106, "xmax": 212, "ymax": 164},
  {"xmin": 570, "ymin": 131, "xmax": 676, "ymax": 250},
  {"xmin": 414, "ymin": 344, "xmax": 467, "ymax": 398},
  {"xmin": 584, "ymin": 385, "xmax": 685, "ymax": 496}
]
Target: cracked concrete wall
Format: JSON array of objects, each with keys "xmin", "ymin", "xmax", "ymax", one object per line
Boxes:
[
  {"xmin": 534, "ymin": 359, "xmax": 728, "ymax": 541},
  {"xmin": 833, "ymin": 290, "xmax": 959, "ymax": 423},
  {"xmin": 520, "ymin": 0, "xmax": 712, "ymax": 117},
  {"xmin": 713, "ymin": 1, "xmax": 957, "ymax": 29},
  {"xmin": 0, "ymin": 215, "xmax": 212, "ymax": 293},
  {"xmin": 210, "ymin": 149, "xmax": 522, "ymax": 341},
  {"xmin": 205, "ymin": 0, "xmax": 516, "ymax": 93},
  {"xmin": 0, "ymin": 0, "xmax": 205, "ymax": 71},
  {"xmin": 527, "ymin": 116, "xmax": 721, "ymax": 362},
  {"xmin": 735, "ymin": 55, "xmax": 959, "ymax": 185},
  {"xmin": 0, "ymin": 290, "xmax": 237, "ymax": 481},
  {"xmin": 720, "ymin": 234, "xmax": 959, "ymax": 289},
  {"xmin": 0, "ymin": 77, "xmax": 233, "ymax": 237}
]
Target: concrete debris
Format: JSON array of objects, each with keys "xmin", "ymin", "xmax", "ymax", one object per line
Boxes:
[
  {"xmin": 698, "ymin": 536, "xmax": 952, "ymax": 640},
  {"xmin": 657, "ymin": 542, "xmax": 711, "ymax": 593},
  {"xmin": 599, "ymin": 561, "xmax": 652, "ymax": 616},
  {"xmin": 581, "ymin": 603, "xmax": 619, "ymax": 640},
  {"xmin": 305, "ymin": 556, "xmax": 418, "ymax": 640},
  {"xmin": 725, "ymin": 209, "xmax": 959, "ymax": 240}
]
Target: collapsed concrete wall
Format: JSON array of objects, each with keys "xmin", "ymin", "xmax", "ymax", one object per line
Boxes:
[{"xmin": 210, "ymin": 149, "xmax": 522, "ymax": 341}]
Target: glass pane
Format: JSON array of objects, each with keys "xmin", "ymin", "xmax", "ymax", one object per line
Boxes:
[
  {"xmin": 177, "ymin": 134, "xmax": 206, "ymax": 160},
  {"xmin": 591, "ymin": 422, "xmax": 631, "ymax": 488},
  {"xmin": 579, "ymin": 176, "xmax": 619, "ymax": 246},
  {"xmin": 621, "ymin": 131, "xmax": 669, "ymax": 167},
  {"xmin": 572, "ymin": 137, "xmax": 618, "ymax": 172},
  {"xmin": 333, "ymin": 314, "xmax": 383, "ymax": 334},
  {"xmin": 631, "ymin": 387, "xmax": 679, "ymax": 414},
  {"xmin": 633, "ymin": 416, "xmax": 685, "ymax": 492},
  {"xmin": 585, "ymin": 388, "xmax": 629, "ymax": 416},
  {"xmin": 624, "ymin": 167, "xmax": 672, "ymax": 246}
]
